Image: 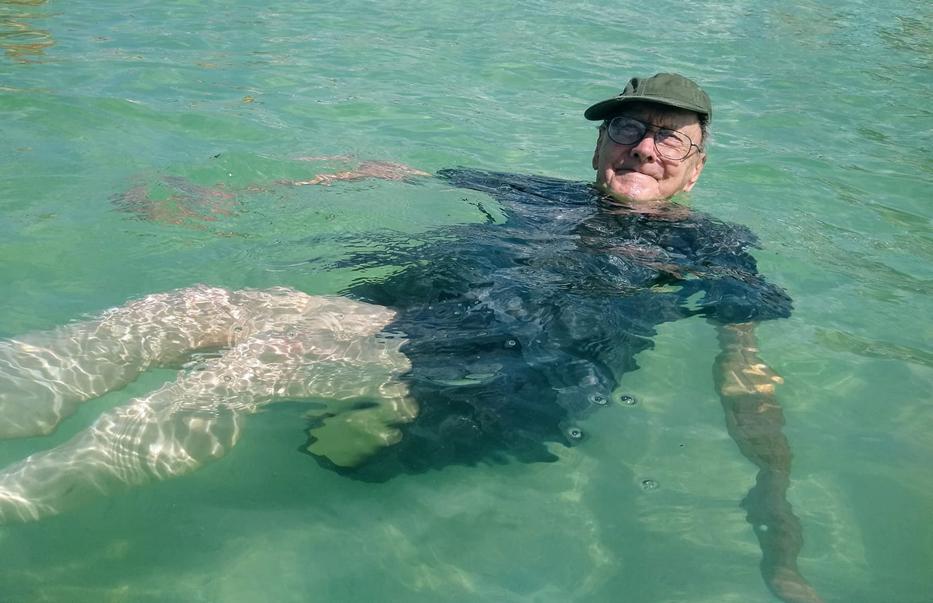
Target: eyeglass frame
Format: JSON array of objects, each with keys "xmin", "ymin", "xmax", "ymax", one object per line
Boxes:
[{"xmin": 602, "ymin": 115, "xmax": 704, "ymax": 161}]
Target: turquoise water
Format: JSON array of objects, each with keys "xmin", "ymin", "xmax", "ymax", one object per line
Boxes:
[{"xmin": 1, "ymin": 0, "xmax": 931, "ymax": 601}]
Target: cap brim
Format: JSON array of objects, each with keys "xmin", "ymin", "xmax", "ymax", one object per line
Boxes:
[{"xmin": 584, "ymin": 96, "xmax": 710, "ymax": 121}]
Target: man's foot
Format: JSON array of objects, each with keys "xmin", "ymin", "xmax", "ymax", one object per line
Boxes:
[{"xmin": 306, "ymin": 389, "xmax": 417, "ymax": 467}]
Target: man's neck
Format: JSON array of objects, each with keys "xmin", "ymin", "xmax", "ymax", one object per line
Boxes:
[{"xmin": 595, "ymin": 190, "xmax": 691, "ymax": 221}]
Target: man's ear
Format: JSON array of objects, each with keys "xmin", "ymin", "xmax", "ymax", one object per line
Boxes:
[
  {"xmin": 681, "ymin": 152, "xmax": 707, "ymax": 192},
  {"xmin": 592, "ymin": 129, "xmax": 605, "ymax": 171}
]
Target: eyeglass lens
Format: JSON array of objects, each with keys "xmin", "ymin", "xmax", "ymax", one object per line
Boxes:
[{"xmin": 607, "ymin": 117, "xmax": 692, "ymax": 160}]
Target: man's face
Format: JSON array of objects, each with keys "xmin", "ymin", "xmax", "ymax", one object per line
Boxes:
[{"xmin": 592, "ymin": 103, "xmax": 706, "ymax": 203}]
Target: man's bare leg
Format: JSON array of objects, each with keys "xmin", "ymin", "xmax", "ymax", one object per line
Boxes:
[
  {"xmin": 0, "ymin": 292, "xmax": 414, "ymax": 523},
  {"xmin": 0, "ymin": 285, "xmax": 252, "ymax": 438},
  {"xmin": 0, "ymin": 284, "xmax": 412, "ymax": 438}
]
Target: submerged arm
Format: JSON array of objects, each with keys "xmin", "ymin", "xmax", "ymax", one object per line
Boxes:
[
  {"xmin": 714, "ymin": 322, "xmax": 823, "ymax": 603},
  {"xmin": 112, "ymin": 159, "xmax": 430, "ymax": 225},
  {"xmin": 290, "ymin": 160, "xmax": 430, "ymax": 186}
]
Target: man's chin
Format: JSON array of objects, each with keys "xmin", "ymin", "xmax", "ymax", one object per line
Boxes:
[{"xmin": 599, "ymin": 178, "xmax": 662, "ymax": 204}]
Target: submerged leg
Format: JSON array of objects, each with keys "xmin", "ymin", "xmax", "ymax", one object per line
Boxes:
[
  {"xmin": 0, "ymin": 294, "xmax": 414, "ymax": 523},
  {"xmin": 0, "ymin": 285, "xmax": 251, "ymax": 438},
  {"xmin": 0, "ymin": 284, "xmax": 368, "ymax": 438}
]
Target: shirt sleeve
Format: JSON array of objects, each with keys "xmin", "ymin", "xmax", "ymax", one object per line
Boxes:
[
  {"xmin": 435, "ymin": 168, "xmax": 595, "ymax": 209},
  {"xmin": 678, "ymin": 218, "xmax": 793, "ymax": 323}
]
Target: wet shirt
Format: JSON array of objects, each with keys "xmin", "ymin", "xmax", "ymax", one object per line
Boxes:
[{"xmin": 336, "ymin": 168, "xmax": 792, "ymax": 479}]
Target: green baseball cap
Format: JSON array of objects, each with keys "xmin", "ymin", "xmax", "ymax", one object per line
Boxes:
[{"xmin": 584, "ymin": 73, "xmax": 712, "ymax": 122}]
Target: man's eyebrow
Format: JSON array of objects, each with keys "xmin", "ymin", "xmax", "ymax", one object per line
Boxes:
[
  {"xmin": 631, "ymin": 115, "xmax": 689, "ymax": 131},
  {"xmin": 656, "ymin": 117, "xmax": 698, "ymax": 131}
]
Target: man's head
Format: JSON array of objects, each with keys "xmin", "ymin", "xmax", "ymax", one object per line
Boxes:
[{"xmin": 586, "ymin": 73, "xmax": 711, "ymax": 204}]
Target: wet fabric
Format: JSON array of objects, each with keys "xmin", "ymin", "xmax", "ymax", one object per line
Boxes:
[{"xmin": 328, "ymin": 168, "xmax": 792, "ymax": 479}]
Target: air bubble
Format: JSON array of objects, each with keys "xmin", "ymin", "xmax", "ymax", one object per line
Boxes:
[
  {"xmin": 640, "ymin": 479, "xmax": 659, "ymax": 491},
  {"xmin": 590, "ymin": 393, "xmax": 608, "ymax": 405},
  {"xmin": 504, "ymin": 339, "xmax": 517, "ymax": 348},
  {"xmin": 619, "ymin": 394, "xmax": 637, "ymax": 406},
  {"xmin": 567, "ymin": 427, "xmax": 583, "ymax": 440}
]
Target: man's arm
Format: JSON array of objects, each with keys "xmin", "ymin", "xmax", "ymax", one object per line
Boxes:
[
  {"xmin": 714, "ymin": 322, "xmax": 823, "ymax": 603},
  {"xmin": 290, "ymin": 160, "xmax": 430, "ymax": 186},
  {"xmin": 113, "ymin": 160, "xmax": 430, "ymax": 225}
]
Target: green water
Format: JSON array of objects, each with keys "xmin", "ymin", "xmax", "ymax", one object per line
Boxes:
[{"xmin": 1, "ymin": 1, "xmax": 930, "ymax": 601}]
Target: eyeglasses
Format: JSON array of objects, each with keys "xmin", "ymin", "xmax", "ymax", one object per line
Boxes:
[{"xmin": 605, "ymin": 116, "xmax": 701, "ymax": 160}]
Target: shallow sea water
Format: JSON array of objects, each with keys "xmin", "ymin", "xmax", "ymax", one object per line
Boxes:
[{"xmin": 1, "ymin": 1, "xmax": 931, "ymax": 601}]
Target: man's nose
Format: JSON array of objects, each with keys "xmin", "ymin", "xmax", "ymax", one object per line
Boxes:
[{"xmin": 630, "ymin": 133, "xmax": 656, "ymax": 162}]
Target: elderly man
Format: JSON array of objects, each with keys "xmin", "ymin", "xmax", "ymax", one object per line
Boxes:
[
  {"xmin": 0, "ymin": 74, "xmax": 820, "ymax": 602},
  {"xmin": 588, "ymin": 73, "xmax": 709, "ymax": 206}
]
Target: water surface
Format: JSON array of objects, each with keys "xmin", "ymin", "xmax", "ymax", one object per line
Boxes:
[{"xmin": 1, "ymin": 1, "xmax": 931, "ymax": 601}]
